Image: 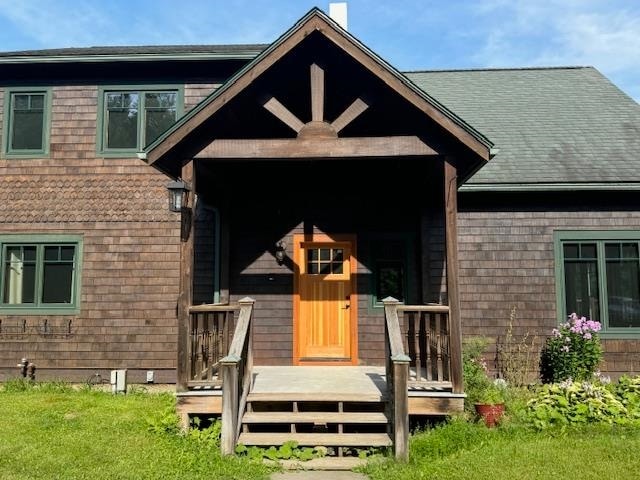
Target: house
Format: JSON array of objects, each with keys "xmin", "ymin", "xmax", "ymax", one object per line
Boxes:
[{"xmin": 1, "ymin": 8, "xmax": 639, "ymax": 457}]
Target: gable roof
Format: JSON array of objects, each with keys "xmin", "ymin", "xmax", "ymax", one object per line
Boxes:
[
  {"xmin": 145, "ymin": 8, "xmax": 493, "ymax": 170},
  {"xmin": 407, "ymin": 67, "xmax": 640, "ymax": 191}
]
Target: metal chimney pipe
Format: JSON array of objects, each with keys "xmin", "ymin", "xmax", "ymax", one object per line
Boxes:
[{"xmin": 329, "ymin": 2, "xmax": 348, "ymax": 30}]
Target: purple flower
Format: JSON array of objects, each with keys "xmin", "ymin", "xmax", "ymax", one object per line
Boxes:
[
  {"xmin": 583, "ymin": 332, "xmax": 592, "ymax": 340},
  {"xmin": 565, "ymin": 337, "xmax": 571, "ymax": 343},
  {"xmin": 552, "ymin": 328, "xmax": 560, "ymax": 337},
  {"xmin": 561, "ymin": 345, "xmax": 570, "ymax": 353}
]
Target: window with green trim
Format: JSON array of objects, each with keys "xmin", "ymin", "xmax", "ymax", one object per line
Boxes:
[
  {"xmin": 556, "ymin": 231, "xmax": 640, "ymax": 336},
  {"xmin": 99, "ymin": 88, "xmax": 180, "ymax": 153},
  {"xmin": 0, "ymin": 236, "xmax": 82, "ymax": 314},
  {"xmin": 371, "ymin": 240, "xmax": 407, "ymax": 306},
  {"xmin": 3, "ymin": 89, "xmax": 51, "ymax": 156}
]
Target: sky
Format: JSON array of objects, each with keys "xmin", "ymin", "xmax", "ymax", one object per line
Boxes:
[{"xmin": 0, "ymin": 0, "xmax": 638, "ymax": 101}]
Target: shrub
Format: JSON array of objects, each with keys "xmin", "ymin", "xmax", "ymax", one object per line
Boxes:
[
  {"xmin": 497, "ymin": 306, "xmax": 538, "ymax": 387},
  {"xmin": 612, "ymin": 375, "xmax": 640, "ymax": 419},
  {"xmin": 527, "ymin": 379, "xmax": 626, "ymax": 429},
  {"xmin": 463, "ymin": 337, "xmax": 491, "ymax": 410},
  {"xmin": 540, "ymin": 313, "xmax": 602, "ymax": 383}
]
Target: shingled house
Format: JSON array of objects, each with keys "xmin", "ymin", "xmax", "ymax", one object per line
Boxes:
[{"xmin": 1, "ymin": 9, "xmax": 639, "ymax": 456}]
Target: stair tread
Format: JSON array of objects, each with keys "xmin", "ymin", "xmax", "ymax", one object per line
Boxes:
[
  {"xmin": 247, "ymin": 392, "xmax": 386, "ymax": 402},
  {"xmin": 237, "ymin": 432, "xmax": 392, "ymax": 447},
  {"xmin": 243, "ymin": 411, "xmax": 388, "ymax": 424}
]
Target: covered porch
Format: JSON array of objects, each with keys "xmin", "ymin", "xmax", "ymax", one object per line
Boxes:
[{"xmin": 144, "ymin": 10, "xmax": 493, "ymax": 459}]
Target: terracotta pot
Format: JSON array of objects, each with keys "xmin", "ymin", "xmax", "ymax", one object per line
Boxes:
[{"xmin": 474, "ymin": 403, "xmax": 505, "ymax": 427}]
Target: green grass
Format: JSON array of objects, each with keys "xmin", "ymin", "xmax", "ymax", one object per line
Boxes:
[
  {"xmin": 0, "ymin": 382, "xmax": 272, "ymax": 480},
  {"xmin": 363, "ymin": 417, "xmax": 640, "ymax": 480}
]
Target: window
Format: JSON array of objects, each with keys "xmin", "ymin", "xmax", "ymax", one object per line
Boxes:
[
  {"xmin": 98, "ymin": 86, "xmax": 183, "ymax": 153},
  {"xmin": 371, "ymin": 240, "xmax": 407, "ymax": 306},
  {"xmin": 2, "ymin": 88, "xmax": 51, "ymax": 156},
  {"xmin": 307, "ymin": 247, "xmax": 344, "ymax": 274},
  {"xmin": 555, "ymin": 231, "xmax": 640, "ymax": 336},
  {"xmin": 0, "ymin": 235, "xmax": 82, "ymax": 314}
]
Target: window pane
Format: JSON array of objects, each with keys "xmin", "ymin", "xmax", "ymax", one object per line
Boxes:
[
  {"xmin": 332, "ymin": 262, "xmax": 343, "ymax": 274},
  {"xmin": 563, "ymin": 244, "xmax": 579, "ymax": 259},
  {"xmin": 42, "ymin": 263, "xmax": 73, "ymax": 303},
  {"xmin": 333, "ymin": 249, "xmax": 343, "ymax": 261},
  {"xmin": 580, "ymin": 244, "xmax": 597, "ymax": 259},
  {"xmin": 308, "ymin": 249, "xmax": 318, "ymax": 261},
  {"xmin": 564, "ymin": 260, "xmax": 600, "ymax": 320},
  {"xmin": 144, "ymin": 92, "xmax": 176, "ymax": 145},
  {"xmin": 106, "ymin": 92, "xmax": 138, "ymax": 149},
  {"xmin": 319, "ymin": 249, "xmax": 330, "ymax": 261},
  {"xmin": 308, "ymin": 263, "xmax": 319, "ymax": 274},
  {"xmin": 11, "ymin": 93, "xmax": 45, "ymax": 151},
  {"xmin": 376, "ymin": 261, "xmax": 404, "ymax": 303},
  {"xmin": 3, "ymin": 246, "xmax": 36, "ymax": 304},
  {"xmin": 605, "ymin": 244, "xmax": 620, "ymax": 259},
  {"xmin": 61, "ymin": 246, "xmax": 75, "ymax": 261},
  {"xmin": 319, "ymin": 263, "xmax": 331, "ymax": 274},
  {"xmin": 44, "ymin": 246, "xmax": 59, "ymax": 261},
  {"xmin": 622, "ymin": 243, "xmax": 639, "ymax": 259},
  {"xmin": 607, "ymin": 257, "xmax": 640, "ymax": 328}
]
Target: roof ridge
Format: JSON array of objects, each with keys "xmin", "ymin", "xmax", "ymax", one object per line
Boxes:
[{"xmin": 404, "ymin": 66, "xmax": 592, "ymax": 74}]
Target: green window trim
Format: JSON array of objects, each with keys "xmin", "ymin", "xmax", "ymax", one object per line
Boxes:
[
  {"xmin": 0, "ymin": 234, "xmax": 83, "ymax": 315},
  {"xmin": 96, "ymin": 84, "xmax": 184, "ymax": 157},
  {"xmin": 2, "ymin": 87, "xmax": 52, "ymax": 158},
  {"xmin": 554, "ymin": 230, "xmax": 640, "ymax": 339}
]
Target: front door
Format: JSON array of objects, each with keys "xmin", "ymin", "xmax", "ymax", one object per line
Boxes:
[{"xmin": 293, "ymin": 234, "xmax": 357, "ymax": 364}]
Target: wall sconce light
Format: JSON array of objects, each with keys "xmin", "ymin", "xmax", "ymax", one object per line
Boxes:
[
  {"xmin": 275, "ymin": 241, "xmax": 287, "ymax": 265},
  {"xmin": 167, "ymin": 179, "xmax": 191, "ymax": 212}
]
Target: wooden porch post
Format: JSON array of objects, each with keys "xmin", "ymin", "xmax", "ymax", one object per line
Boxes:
[
  {"xmin": 444, "ymin": 158, "xmax": 463, "ymax": 394},
  {"xmin": 177, "ymin": 160, "xmax": 196, "ymax": 392}
]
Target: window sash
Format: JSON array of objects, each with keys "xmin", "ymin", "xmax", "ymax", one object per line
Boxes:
[
  {"xmin": 1, "ymin": 243, "xmax": 77, "ymax": 308},
  {"xmin": 101, "ymin": 89, "xmax": 178, "ymax": 152},
  {"xmin": 8, "ymin": 92, "xmax": 47, "ymax": 153},
  {"xmin": 559, "ymin": 237, "xmax": 640, "ymax": 333}
]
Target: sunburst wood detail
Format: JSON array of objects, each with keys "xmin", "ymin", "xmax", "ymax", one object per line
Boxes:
[{"xmin": 264, "ymin": 64, "xmax": 369, "ymax": 138}]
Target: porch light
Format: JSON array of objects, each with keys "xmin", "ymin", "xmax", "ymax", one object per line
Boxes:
[
  {"xmin": 275, "ymin": 241, "xmax": 287, "ymax": 265},
  {"xmin": 167, "ymin": 180, "xmax": 191, "ymax": 212}
]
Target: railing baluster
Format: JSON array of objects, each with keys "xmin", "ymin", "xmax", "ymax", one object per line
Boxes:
[
  {"xmin": 436, "ymin": 313, "xmax": 443, "ymax": 382},
  {"xmin": 413, "ymin": 312, "xmax": 421, "ymax": 382}
]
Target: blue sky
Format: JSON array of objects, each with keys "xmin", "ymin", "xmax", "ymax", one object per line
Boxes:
[{"xmin": 0, "ymin": 0, "xmax": 638, "ymax": 101}]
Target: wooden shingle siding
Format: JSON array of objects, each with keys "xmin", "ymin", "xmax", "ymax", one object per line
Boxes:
[
  {"xmin": 457, "ymin": 200, "xmax": 640, "ymax": 378},
  {"xmin": 0, "ymin": 84, "xmax": 185, "ymax": 381},
  {"xmin": 185, "ymin": 84, "xmax": 220, "ymax": 110}
]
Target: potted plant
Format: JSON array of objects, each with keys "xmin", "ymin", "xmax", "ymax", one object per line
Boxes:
[{"xmin": 474, "ymin": 380, "xmax": 507, "ymax": 427}]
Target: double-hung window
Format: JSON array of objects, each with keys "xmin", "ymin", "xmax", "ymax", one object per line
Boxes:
[
  {"xmin": 98, "ymin": 87, "xmax": 182, "ymax": 154},
  {"xmin": 0, "ymin": 235, "xmax": 82, "ymax": 314},
  {"xmin": 3, "ymin": 88, "xmax": 51, "ymax": 156},
  {"xmin": 555, "ymin": 231, "xmax": 640, "ymax": 336}
]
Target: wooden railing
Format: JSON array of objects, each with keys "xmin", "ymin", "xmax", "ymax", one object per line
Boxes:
[
  {"xmin": 220, "ymin": 297, "xmax": 255, "ymax": 456},
  {"xmin": 398, "ymin": 305, "xmax": 452, "ymax": 388},
  {"xmin": 383, "ymin": 297, "xmax": 410, "ymax": 462},
  {"xmin": 187, "ymin": 304, "xmax": 240, "ymax": 387}
]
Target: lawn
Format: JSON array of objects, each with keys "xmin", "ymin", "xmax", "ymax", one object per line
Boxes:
[
  {"xmin": 0, "ymin": 382, "xmax": 272, "ymax": 480},
  {"xmin": 3, "ymin": 382, "xmax": 640, "ymax": 479},
  {"xmin": 363, "ymin": 418, "xmax": 640, "ymax": 480}
]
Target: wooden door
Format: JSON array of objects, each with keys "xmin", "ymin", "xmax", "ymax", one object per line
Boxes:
[{"xmin": 294, "ymin": 234, "xmax": 357, "ymax": 364}]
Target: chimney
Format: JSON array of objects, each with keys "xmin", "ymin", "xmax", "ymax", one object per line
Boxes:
[{"xmin": 329, "ymin": 2, "xmax": 348, "ymax": 31}]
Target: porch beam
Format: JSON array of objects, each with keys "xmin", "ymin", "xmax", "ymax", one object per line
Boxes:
[
  {"xmin": 195, "ymin": 136, "xmax": 437, "ymax": 159},
  {"xmin": 177, "ymin": 159, "xmax": 195, "ymax": 392},
  {"xmin": 444, "ymin": 158, "xmax": 463, "ymax": 394}
]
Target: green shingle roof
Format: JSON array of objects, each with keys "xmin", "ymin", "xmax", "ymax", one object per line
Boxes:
[{"xmin": 406, "ymin": 67, "xmax": 640, "ymax": 189}]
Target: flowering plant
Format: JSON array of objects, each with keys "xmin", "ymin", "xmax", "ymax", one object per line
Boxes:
[{"xmin": 540, "ymin": 313, "xmax": 603, "ymax": 383}]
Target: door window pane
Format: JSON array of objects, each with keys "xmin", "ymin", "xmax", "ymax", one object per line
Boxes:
[{"xmin": 11, "ymin": 93, "xmax": 45, "ymax": 150}]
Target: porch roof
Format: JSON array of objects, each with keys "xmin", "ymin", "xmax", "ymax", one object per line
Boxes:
[{"xmin": 144, "ymin": 8, "xmax": 494, "ymax": 179}]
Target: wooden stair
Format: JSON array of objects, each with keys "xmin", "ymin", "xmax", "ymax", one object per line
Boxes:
[{"xmin": 237, "ymin": 392, "xmax": 392, "ymax": 455}]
